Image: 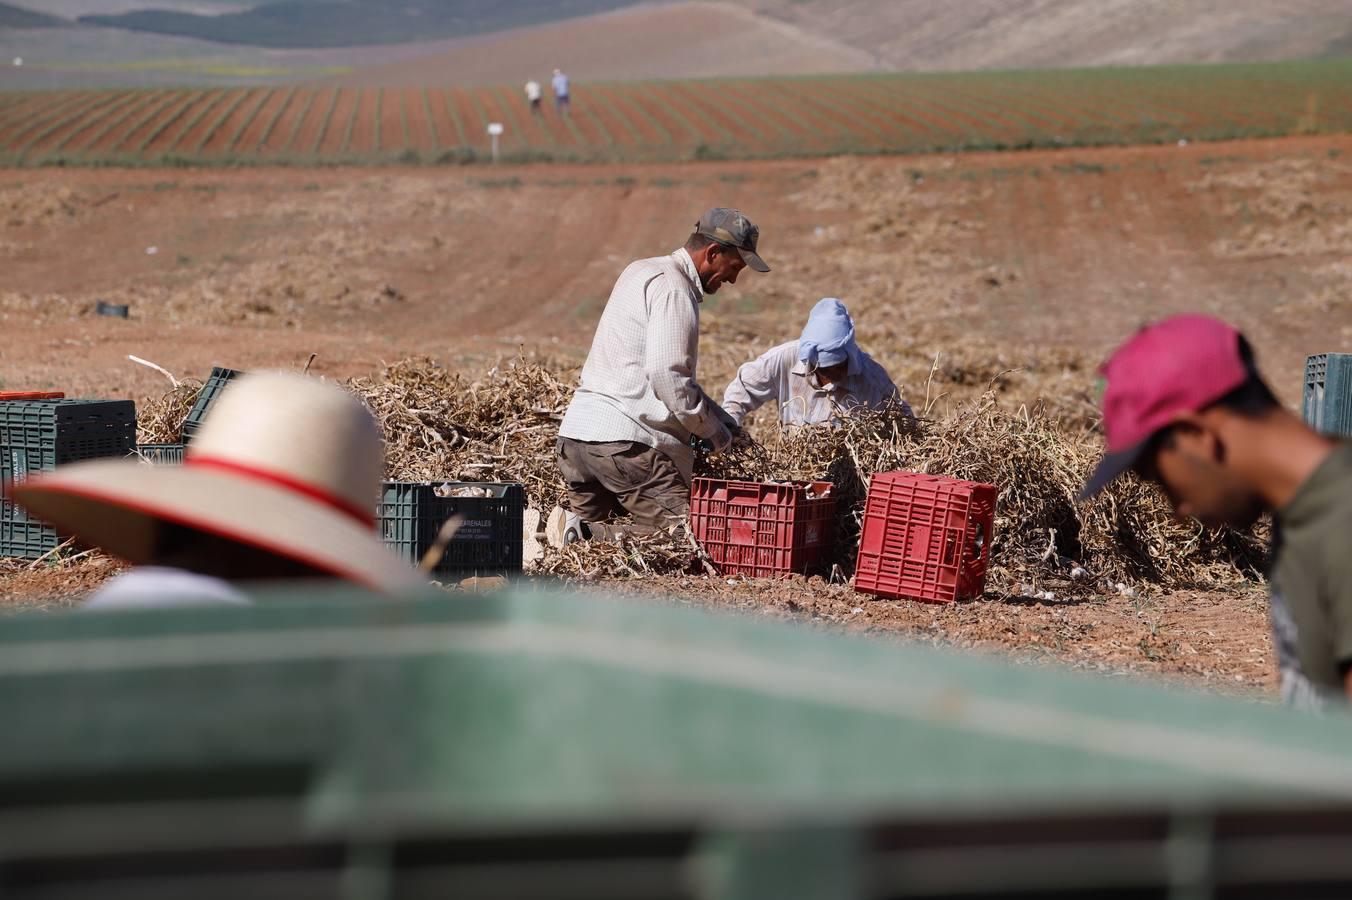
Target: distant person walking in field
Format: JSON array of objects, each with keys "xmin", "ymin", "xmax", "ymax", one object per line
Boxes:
[
  {"xmin": 723, "ymin": 298, "xmax": 913, "ymax": 428},
  {"xmin": 525, "ymin": 78, "xmax": 542, "ymax": 115},
  {"xmin": 13, "ymin": 373, "xmax": 424, "ymax": 608},
  {"xmin": 548, "ymin": 208, "xmax": 771, "ymax": 547},
  {"xmin": 551, "ymin": 68, "xmax": 570, "ymax": 116},
  {"xmin": 1082, "ymin": 315, "xmax": 1352, "ymax": 708}
]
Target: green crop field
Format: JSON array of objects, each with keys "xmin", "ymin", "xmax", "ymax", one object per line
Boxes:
[{"xmin": 1, "ymin": 58, "xmax": 1350, "ymax": 167}]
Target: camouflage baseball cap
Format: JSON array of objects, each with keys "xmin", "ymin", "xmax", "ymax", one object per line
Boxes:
[{"xmin": 695, "ymin": 208, "xmax": 769, "ymax": 273}]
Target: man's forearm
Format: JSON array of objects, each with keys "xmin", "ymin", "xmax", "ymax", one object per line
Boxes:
[{"xmin": 650, "ymin": 369, "xmax": 722, "ymax": 438}]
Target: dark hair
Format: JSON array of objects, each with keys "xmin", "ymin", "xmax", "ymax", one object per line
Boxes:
[
  {"xmin": 1209, "ymin": 335, "xmax": 1279, "ymax": 416},
  {"xmin": 684, "ymin": 232, "xmax": 718, "ymax": 254}
]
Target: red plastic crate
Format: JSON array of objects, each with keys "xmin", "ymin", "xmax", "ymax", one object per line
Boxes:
[
  {"xmin": 0, "ymin": 392, "xmax": 64, "ymax": 401},
  {"xmin": 853, "ymin": 471, "xmax": 997, "ymax": 604},
  {"xmin": 690, "ymin": 478, "xmax": 836, "ymax": 578}
]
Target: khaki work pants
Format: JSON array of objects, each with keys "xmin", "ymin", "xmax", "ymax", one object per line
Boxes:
[{"xmin": 554, "ymin": 438, "xmax": 689, "ymax": 541}]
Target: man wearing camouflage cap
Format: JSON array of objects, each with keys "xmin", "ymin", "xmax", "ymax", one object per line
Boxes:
[{"xmin": 549, "ymin": 208, "xmax": 770, "ymax": 545}]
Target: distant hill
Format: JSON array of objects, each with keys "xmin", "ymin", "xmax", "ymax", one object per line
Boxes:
[
  {"xmin": 46, "ymin": 0, "xmax": 1352, "ymax": 71},
  {"xmin": 740, "ymin": 0, "xmax": 1352, "ymax": 70},
  {"xmin": 331, "ymin": 2, "xmax": 874, "ymax": 86},
  {"xmin": 77, "ymin": 0, "xmax": 638, "ymax": 48},
  {"xmin": 0, "ymin": 2, "xmax": 68, "ymax": 28}
]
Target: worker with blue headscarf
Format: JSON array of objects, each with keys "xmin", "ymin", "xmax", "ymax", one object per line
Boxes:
[{"xmin": 722, "ymin": 298, "xmax": 913, "ymax": 428}]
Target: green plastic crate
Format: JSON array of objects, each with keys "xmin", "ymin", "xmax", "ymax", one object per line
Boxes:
[
  {"xmin": 0, "ymin": 398, "xmax": 136, "ymax": 558},
  {"xmin": 130, "ymin": 442, "xmax": 185, "ymax": 464},
  {"xmin": 180, "ymin": 366, "xmax": 242, "ymax": 444},
  {"xmin": 1304, "ymin": 353, "xmax": 1352, "ymax": 437},
  {"xmin": 3, "ymin": 589, "xmax": 1352, "ymax": 897},
  {"xmin": 378, "ymin": 481, "xmax": 523, "ymax": 578}
]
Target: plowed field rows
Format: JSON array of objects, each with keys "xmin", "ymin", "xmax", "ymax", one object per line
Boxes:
[{"xmin": 2, "ymin": 60, "xmax": 1351, "ymax": 166}]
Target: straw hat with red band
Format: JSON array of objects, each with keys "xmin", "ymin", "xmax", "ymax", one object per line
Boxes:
[{"xmin": 12, "ymin": 371, "xmax": 425, "ymax": 594}]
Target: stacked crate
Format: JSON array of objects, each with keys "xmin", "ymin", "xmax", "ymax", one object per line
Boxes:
[{"xmin": 1, "ymin": 399, "xmax": 137, "ymax": 558}]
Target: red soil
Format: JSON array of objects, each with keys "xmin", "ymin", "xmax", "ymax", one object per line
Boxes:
[
  {"xmin": 347, "ymin": 88, "xmax": 379, "ymax": 154},
  {"xmin": 50, "ymin": 91, "xmax": 154, "ymax": 156},
  {"xmin": 562, "ymin": 89, "xmax": 617, "ymax": 149},
  {"xmin": 231, "ymin": 87, "xmax": 294, "ymax": 155},
  {"xmin": 141, "ymin": 91, "xmax": 220, "ymax": 156},
  {"xmin": 662, "ymin": 82, "xmax": 755, "ymax": 147},
  {"xmin": 117, "ymin": 90, "xmax": 201, "ymax": 155},
  {"xmin": 760, "ymin": 81, "xmax": 866, "ymax": 144},
  {"xmin": 0, "ymin": 91, "xmax": 95, "ymax": 150},
  {"xmin": 721, "ymin": 81, "xmax": 820, "ymax": 147},
  {"xmin": 273, "ymin": 88, "xmax": 328, "ymax": 155},
  {"xmin": 22, "ymin": 91, "xmax": 134, "ymax": 157},
  {"xmin": 493, "ymin": 86, "xmax": 554, "ymax": 149},
  {"xmin": 475, "ymin": 87, "xmax": 527, "ymax": 151},
  {"xmin": 401, "ymin": 89, "xmax": 436, "ymax": 153},
  {"xmin": 423, "ymin": 88, "xmax": 459, "ymax": 148},
  {"xmin": 199, "ymin": 87, "xmax": 270, "ymax": 155},
  {"xmin": 315, "ymin": 88, "xmax": 359, "ymax": 156},
  {"xmin": 447, "ymin": 87, "xmax": 487, "ymax": 149},
  {"xmin": 581, "ymin": 88, "xmax": 641, "ymax": 146},
  {"xmin": 375, "ymin": 88, "xmax": 405, "ymax": 154},
  {"xmin": 173, "ymin": 89, "xmax": 240, "ymax": 155},
  {"xmin": 430, "ymin": 88, "xmax": 468, "ymax": 147},
  {"xmin": 593, "ymin": 84, "xmax": 668, "ymax": 145},
  {"xmin": 83, "ymin": 90, "xmax": 182, "ymax": 154},
  {"xmin": 624, "ymin": 83, "xmax": 708, "ymax": 146}
]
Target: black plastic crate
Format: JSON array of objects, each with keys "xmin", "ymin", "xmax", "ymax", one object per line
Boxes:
[
  {"xmin": 181, "ymin": 367, "xmax": 243, "ymax": 444},
  {"xmin": 1, "ymin": 399, "xmax": 137, "ymax": 559},
  {"xmin": 1304, "ymin": 353, "xmax": 1352, "ymax": 438},
  {"xmin": 378, "ymin": 481, "xmax": 524, "ymax": 579},
  {"xmin": 131, "ymin": 443, "xmax": 186, "ymax": 464}
]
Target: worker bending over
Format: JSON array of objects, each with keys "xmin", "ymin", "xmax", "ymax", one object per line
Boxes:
[
  {"xmin": 723, "ymin": 297, "xmax": 912, "ymax": 428},
  {"xmin": 549, "ymin": 208, "xmax": 770, "ymax": 546}
]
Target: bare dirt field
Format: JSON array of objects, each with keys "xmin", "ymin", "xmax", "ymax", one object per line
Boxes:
[
  {"xmin": 4, "ymin": 133, "xmax": 1351, "ymax": 697},
  {"xmin": 4, "ymin": 134, "xmax": 1346, "ymax": 401}
]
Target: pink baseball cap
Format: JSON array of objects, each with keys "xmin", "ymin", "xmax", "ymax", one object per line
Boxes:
[{"xmin": 1080, "ymin": 315, "xmax": 1250, "ymax": 500}]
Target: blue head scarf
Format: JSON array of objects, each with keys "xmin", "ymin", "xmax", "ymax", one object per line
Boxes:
[{"xmin": 798, "ymin": 298, "xmax": 856, "ymax": 369}]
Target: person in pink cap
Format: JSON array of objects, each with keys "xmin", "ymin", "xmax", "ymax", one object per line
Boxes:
[{"xmin": 1083, "ymin": 315, "xmax": 1352, "ymax": 708}]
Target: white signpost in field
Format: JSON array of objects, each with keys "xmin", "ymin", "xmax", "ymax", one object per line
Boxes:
[{"xmin": 487, "ymin": 122, "xmax": 504, "ymax": 164}]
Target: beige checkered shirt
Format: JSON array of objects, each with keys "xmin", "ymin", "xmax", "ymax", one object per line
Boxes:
[{"xmin": 559, "ymin": 248, "xmax": 730, "ymax": 481}]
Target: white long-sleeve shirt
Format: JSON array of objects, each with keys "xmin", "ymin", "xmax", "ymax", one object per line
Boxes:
[
  {"xmin": 559, "ymin": 248, "xmax": 730, "ymax": 482},
  {"xmin": 722, "ymin": 340, "xmax": 912, "ymax": 427},
  {"xmin": 84, "ymin": 567, "xmax": 251, "ymax": 609}
]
